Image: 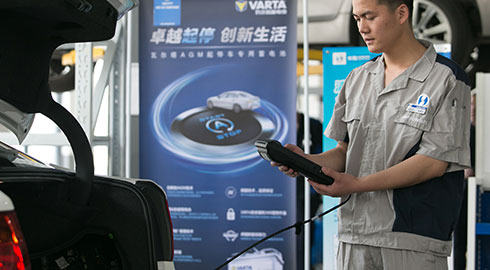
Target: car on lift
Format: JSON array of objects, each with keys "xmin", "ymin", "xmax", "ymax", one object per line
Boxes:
[
  {"xmin": 298, "ymin": 0, "xmax": 490, "ymax": 67},
  {"xmin": 0, "ymin": 0, "xmax": 175, "ymax": 269}
]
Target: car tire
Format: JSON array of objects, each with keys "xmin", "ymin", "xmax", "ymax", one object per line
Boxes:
[
  {"xmin": 413, "ymin": 0, "xmax": 474, "ymax": 67},
  {"xmin": 349, "ymin": 15, "xmax": 365, "ymax": 46},
  {"xmin": 233, "ymin": 104, "xmax": 241, "ymax": 113}
]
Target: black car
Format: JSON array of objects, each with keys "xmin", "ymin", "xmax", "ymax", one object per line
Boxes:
[{"xmin": 0, "ymin": 1, "xmax": 175, "ymax": 269}]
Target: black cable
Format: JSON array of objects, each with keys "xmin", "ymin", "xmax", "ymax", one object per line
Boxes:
[{"xmin": 214, "ymin": 194, "xmax": 352, "ymax": 270}]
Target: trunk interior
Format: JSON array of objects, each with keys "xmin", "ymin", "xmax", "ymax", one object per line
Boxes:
[{"xmin": 1, "ymin": 169, "xmax": 173, "ymax": 270}]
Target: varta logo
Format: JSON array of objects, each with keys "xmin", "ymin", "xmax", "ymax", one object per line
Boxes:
[
  {"xmin": 249, "ymin": 0, "xmax": 287, "ymax": 11},
  {"xmin": 235, "ymin": 0, "xmax": 287, "ymax": 15},
  {"xmin": 235, "ymin": 0, "xmax": 248, "ymax": 12}
]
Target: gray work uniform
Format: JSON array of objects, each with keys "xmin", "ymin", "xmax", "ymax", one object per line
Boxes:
[
  {"xmin": 336, "ymin": 242, "xmax": 449, "ymax": 270},
  {"xmin": 325, "ymin": 40, "xmax": 471, "ymax": 261}
]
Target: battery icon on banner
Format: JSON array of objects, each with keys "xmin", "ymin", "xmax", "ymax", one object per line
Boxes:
[{"xmin": 228, "ymin": 248, "xmax": 284, "ymax": 270}]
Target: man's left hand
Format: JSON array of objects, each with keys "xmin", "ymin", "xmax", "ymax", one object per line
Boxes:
[{"xmin": 308, "ymin": 167, "xmax": 361, "ymax": 197}]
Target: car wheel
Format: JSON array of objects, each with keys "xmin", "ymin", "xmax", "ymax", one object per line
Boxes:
[
  {"xmin": 349, "ymin": 15, "xmax": 365, "ymax": 46},
  {"xmin": 412, "ymin": 0, "xmax": 474, "ymax": 66},
  {"xmin": 207, "ymin": 100, "xmax": 214, "ymax": 109},
  {"xmin": 233, "ymin": 104, "xmax": 241, "ymax": 113}
]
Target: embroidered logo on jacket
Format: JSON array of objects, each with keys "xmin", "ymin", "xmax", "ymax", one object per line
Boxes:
[{"xmin": 406, "ymin": 94, "xmax": 430, "ymax": 114}]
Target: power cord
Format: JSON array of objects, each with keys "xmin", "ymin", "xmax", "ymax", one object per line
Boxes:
[{"xmin": 214, "ymin": 194, "xmax": 351, "ymax": 270}]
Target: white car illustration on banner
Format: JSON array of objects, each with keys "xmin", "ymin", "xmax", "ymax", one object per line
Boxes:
[{"xmin": 207, "ymin": 90, "xmax": 261, "ymax": 113}]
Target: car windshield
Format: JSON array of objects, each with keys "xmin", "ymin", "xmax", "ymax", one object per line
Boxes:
[{"xmin": 0, "ymin": 141, "xmax": 47, "ymax": 168}]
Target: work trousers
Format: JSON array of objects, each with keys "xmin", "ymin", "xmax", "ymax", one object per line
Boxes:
[{"xmin": 337, "ymin": 242, "xmax": 448, "ymax": 270}]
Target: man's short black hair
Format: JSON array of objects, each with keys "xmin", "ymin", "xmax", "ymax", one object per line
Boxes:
[{"xmin": 378, "ymin": 0, "xmax": 413, "ymax": 22}]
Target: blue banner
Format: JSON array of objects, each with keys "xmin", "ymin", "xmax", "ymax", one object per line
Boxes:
[
  {"xmin": 139, "ymin": 0, "xmax": 297, "ymax": 269},
  {"xmin": 322, "ymin": 47, "xmax": 380, "ymax": 270}
]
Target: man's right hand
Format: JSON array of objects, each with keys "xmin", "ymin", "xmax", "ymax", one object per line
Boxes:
[{"xmin": 270, "ymin": 144, "xmax": 305, "ymax": 178}]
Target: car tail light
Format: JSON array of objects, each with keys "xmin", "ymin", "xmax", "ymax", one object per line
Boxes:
[{"xmin": 0, "ymin": 211, "xmax": 30, "ymax": 270}]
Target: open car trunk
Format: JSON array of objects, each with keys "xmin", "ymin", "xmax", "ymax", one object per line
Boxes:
[
  {"xmin": 0, "ymin": 0, "xmax": 175, "ymax": 269},
  {"xmin": 0, "ymin": 167, "xmax": 174, "ymax": 269}
]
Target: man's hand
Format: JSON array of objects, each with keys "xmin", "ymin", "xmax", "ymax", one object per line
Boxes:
[
  {"xmin": 270, "ymin": 144, "xmax": 305, "ymax": 178},
  {"xmin": 308, "ymin": 167, "xmax": 361, "ymax": 197},
  {"xmin": 309, "ymin": 154, "xmax": 449, "ymax": 197}
]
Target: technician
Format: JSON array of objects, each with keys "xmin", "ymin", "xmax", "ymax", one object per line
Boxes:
[{"xmin": 274, "ymin": 0, "xmax": 471, "ymax": 268}]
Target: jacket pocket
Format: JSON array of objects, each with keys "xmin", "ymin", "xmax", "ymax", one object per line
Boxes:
[
  {"xmin": 394, "ymin": 104, "xmax": 434, "ymax": 132},
  {"xmin": 340, "ymin": 103, "xmax": 362, "ymax": 143},
  {"xmin": 341, "ymin": 103, "xmax": 362, "ymax": 123}
]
